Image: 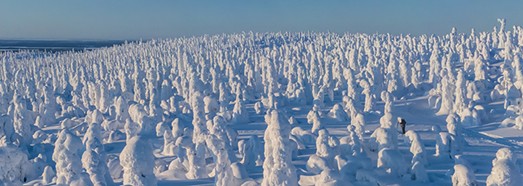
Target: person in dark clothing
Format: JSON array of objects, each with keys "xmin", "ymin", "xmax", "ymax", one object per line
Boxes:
[{"xmin": 398, "ymin": 117, "xmax": 406, "ymax": 134}]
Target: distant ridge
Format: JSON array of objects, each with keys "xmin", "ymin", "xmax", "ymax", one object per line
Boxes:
[{"xmin": 0, "ymin": 40, "xmax": 130, "ymax": 52}]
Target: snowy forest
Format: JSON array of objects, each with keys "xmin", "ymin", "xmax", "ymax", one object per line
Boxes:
[{"xmin": 1, "ymin": 20, "xmax": 523, "ymax": 185}]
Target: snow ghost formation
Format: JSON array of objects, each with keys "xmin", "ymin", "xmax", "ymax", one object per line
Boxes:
[
  {"xmin": 0, "ymin": 144, "xmax": 31, "ymax": 185},
  {"xmin": 120, "ymin": 136, "xmax": 157, "ymax": 186},
  {"xmin": 262, "ymin": 110, "xmax": 297, "ymax": 186},
  {"xmin": 486, "ymin": 148, "xmax": 522, "ymax": 186},
  {"xmin": 53, "ymin": 129, "xmax": 92, "ymax": 185},
  {"xmin": 452, "ymin": 164, "xmax": 477, "ymax": 186}
]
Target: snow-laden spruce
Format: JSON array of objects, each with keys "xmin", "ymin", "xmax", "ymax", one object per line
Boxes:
[
  {"xmin": 0, "ymin": 144, "xmax": 32, "ymax": 185},
  {"xmin": 452, "ymin": 164, "xmax": 477, "ymax": 186},
  {"xmin": 486, "ymin": 148, "xmax": 522, "ymax": 186},
  {"xmin": 306, "ymin": 129, "xmax": 338, "ymax": 174},
  {"xmin": 240, "ymin": 135, "xmax": 264, "ymax": 169},
  {"xmin": 205, "ymin": 115, "xmax": 252, "ymax": 186},
  {"xmin": 369, "ymin": 97, "xmax": 398, "ymax": 152},
  {"xmin": 339, "ymin": 125, "xmax": 364, "ymax": 159},
  {"xmin": 405, "ymin": 130, "xmax": 427, "ymax": 166},
  {"xmin": 82, "ymin": 123, "xmax": 114, "ymax": 186},
  {"xmin": 120, "ymin": 136, "xmax": 157, "ymax": 186},
  {"xmin": 262, "ymin": 110, "xmax": 298, "ymax": 186},
  {"xmin": 53, "ymin": 129, "xmax": 92, "ymax": 185},
  {"xmin": 377, "ymin": 148, "xmax": 408, "ymax": 178}
]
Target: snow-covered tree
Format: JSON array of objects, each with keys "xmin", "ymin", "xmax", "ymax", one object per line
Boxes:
[
  {"xmin": 185, "ymin": 142, "xmax": 208, "ymax": 179},
  {"xmin": 411, "ymin": 161, "xmax": 429, "ymax": 182},
  {"xmin": 486, "ymin": 148, "xmax": 522, "ymax": 186},
  {"xmin": 262, "ymin": 110, "xmax": 297, "ymax": 186},
  {"xmin": 339, "ymin": 125, "xmax": 364, "ymax": 159},
  {"xmin": 369, "ymin": 107, "xmax": 398, "ymax": 152},
  {"xmin": 328, "ymin": 103, "xmax": 349, "ymax": 122},
  {"xmin": 240, "ymin": 135, "xmax": 263, "ymax": 169},
  {"xmin": 187, "ymin": 91, "xmax": 208, "ymax": 179},
  {"xmin": 114, "ymin": 96, "xmax": 130, "ymax": 121},
  {"xmin": 53, "ymin": 129, "xmax": 92, "ymax": 185},
  {"xmin": 0, "ymin": 114, "xmax": 16, "ymax": 144},
  {"xmin": 452, "ymin": 164, "xmax": 477, "ymax": 186},
  {"xmin": 82, "ymin": 123, "xmax": 113, "ymax": 186},
  {"xmin": 162, "ymin": 130, "xmax": 176, "ymax": 156},
  {"xmin": 232, "ymin": 96, "xmax": 249, "ymax": 123},
  {"xmin": 446, "ymin": 114, "xmax": 465, "ymax": 156},
  {"xmin": 435, "ymin": 132, "xmax": 453, "ymax": 159},
  {"xmin": 119, "ymin": 136, "xmax": 157, "ymax": 186},
  {"xmin": 377, "ymin": 148, "xmax": 408, "ymax": 178},
  {"xmin": 12, "ymin": 95, "xmax": 37, "ymax": 146},
  {"xmin": 360, "ymin": 79, "xmax": 374, "ymax": 112},
  {"xmin": 205, "ymin": 115, "xmax": 241, "ymax": 186},
  {"xmin": 307, "ymin": 107, "xmax": 324, "ymax": 134},
  {"xmin": 405, "ymin": 130, "xmax": 427, "ymax": 166},
  {"xmin": 82, "ymin": 138, "xmax": 113, "ymax": 186},
  {"xmin": 42, "ymin": 165, "xmax": 56, "ymax": 185},
  {"xmin": 307, "ymin": 129, "xmax": 337, "ymax": 174},
  {"xmin": 351, "ymin": 113, "xmax": 366, "ymax": 140},
  {"xmin": 437, "ymin": 70, "xmax": 455, "ymax": 115},
  {"xmin": 0, "ymin": 144, "xmax": 32, "ymax": 185}
]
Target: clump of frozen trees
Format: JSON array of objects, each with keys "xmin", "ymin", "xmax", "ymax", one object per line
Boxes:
[
  {"xmin": 486, "ymin": 148, "xmax": 522, "ymax": 186},
  {"xmin": 0, "ymin": 19, "xmax": 523, "ymax": 185},
  {"xmin": 262, "ymin": 110, "xmax": 297, "ymax": 186},
  {"xmin": 0, "ymin": 144, "xmax": 32, "ymax": 185},
  {"xmin": 53, "ymin": 129, "xmax": 92, "ymax": 185},
  {"xmin": 120, "ymin": 135, "xmax": 157, "ymax": 186}
]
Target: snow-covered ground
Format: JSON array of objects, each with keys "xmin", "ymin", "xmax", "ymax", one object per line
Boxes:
[{"xmin": 1, "ymin": 20, "xmax": 523, "ymax": 186}]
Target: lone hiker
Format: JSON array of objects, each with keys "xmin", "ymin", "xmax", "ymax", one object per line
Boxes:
[{"xmin": 397, "ymin": 117, "xmax": 407, "ymax": 134}]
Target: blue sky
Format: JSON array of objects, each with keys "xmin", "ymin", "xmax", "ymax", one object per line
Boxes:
[{"xmin": 1, "ymin": 0, "xmax": 522, "ymax": 40}]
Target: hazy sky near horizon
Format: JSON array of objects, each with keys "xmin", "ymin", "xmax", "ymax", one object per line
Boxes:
[{"xmin": 1, "ymin": 0, "xmax": 523, "ymax": 40}]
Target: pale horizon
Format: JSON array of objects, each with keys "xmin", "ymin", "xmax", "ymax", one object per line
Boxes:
[{"xmin": 1, "ymin": 0, "xmax": 523, "ymax": 40}]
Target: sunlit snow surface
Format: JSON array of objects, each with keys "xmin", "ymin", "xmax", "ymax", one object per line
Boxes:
[{"xmin": 1, "ymin": 21, "xmax": 523, "ymax": 186}]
